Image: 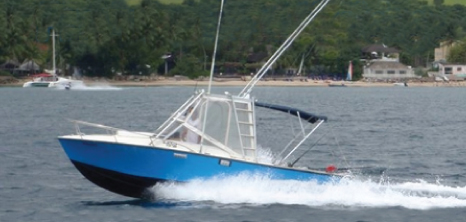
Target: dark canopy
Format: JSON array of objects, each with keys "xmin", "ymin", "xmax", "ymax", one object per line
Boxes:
[{"xmin": 254, "ymin": 102, "xmax": 327, "ymax": 124}]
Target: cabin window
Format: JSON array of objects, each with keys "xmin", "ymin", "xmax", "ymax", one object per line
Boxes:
[
  {"xmin": 457, "ymin": 67, "xmax": 462, "ymax": 72},
  {"xmin": 387, "ymin": 70, "xmax": 395, "ymax": 74},
  {"xmin": 445, "ymin": 67, "xmax": 453, "ymax": 74},
  {"xmin": 399, "ymin": 70, "xmax": 406, "ymax": 74},
  {"xmin": 375, "ymin": 70, "xmax": 383, "ymax": 74}
]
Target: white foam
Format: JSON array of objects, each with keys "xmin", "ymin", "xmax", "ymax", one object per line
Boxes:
[
  {"xmin": 150, "ymin": 174, "xmax": 466, "ymax": 210},
  {"xmin": 256, "ymin": 145, "xmax": 275, "ymax": 164},
  {"xmin": 54, "ymin": 82, "xmax": 122, "ymax": 91}
]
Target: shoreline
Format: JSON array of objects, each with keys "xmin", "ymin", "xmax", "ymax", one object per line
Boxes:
[
  {"xmin": 2, "ymin": 78, "xmax": 466, "ymax": 88},
  {"xmin": 79, "ymin": 79, "xmax": 466, "ymax": 88}
]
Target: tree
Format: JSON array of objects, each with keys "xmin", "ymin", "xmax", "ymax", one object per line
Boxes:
[
  {"xmin": 170, "ymin": 53, "xmax": 208, "ymax": 79},
  {"xmin": 434, "ymin": 0, "xmax": 444, "ymax": 7},
  {"xmin": 447, "ymin": 39, "xmax": 466, "ymax": 63}
]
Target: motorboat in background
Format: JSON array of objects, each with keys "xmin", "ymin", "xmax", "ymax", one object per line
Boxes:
[
  {"xmin": 58, "ymin": 0, "xmax": 347, "ymax": 199},
  {"xmin": 393, "ymin": 82, "xmax": 408, "ymax": 87},
  {"xmin": 22, "ymin": 29, "xmax": 83, "ymax": 89},
  {"xmin": 328, "ymin": 82, "xmax": 347, "ymax": 87}
]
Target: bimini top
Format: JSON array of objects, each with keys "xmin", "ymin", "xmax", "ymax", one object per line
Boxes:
[{"xmin": 255, "ymin": 102, "xmax": 327, "ymax": 124}]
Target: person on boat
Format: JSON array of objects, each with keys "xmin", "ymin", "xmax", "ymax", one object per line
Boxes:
[{"xmin": 182, "ymin": 107, "xmax": 201, "ymax": 144}]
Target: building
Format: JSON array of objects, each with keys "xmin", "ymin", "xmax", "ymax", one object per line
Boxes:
[
  {"xmin": 434, "ymin": 41, "xmax": 458, "ymax": 63},
  {"xmin": 361, "ymin": 44, "xmax": 416, "ymax": 80},
  {"xmin": 438, "ymin": 63, "xmax": 466, "ymax": 81},
  {"xmin": 0, "ymin": 60, "xmax": 20, "ymax": 74},
  {"xmin": 362, "ymin": 44, "xmax": 400, "ymax": 60},
  {"xmin": 363, "ymin": 60, "xmax": 416, "ymax": 79},
  {"xmin": 13, "ymin": 60, "xmax": 41, "ymax": 76}
]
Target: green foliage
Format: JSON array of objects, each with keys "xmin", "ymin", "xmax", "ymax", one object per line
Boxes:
[
  {"xmin": 170, "ymin": 53, "xmax": 208, "ymax": 79},
  {"xmin": 427, "ymin": 0, "xmax": 466, "ymax": 5},
  {"xmin": 1, "ymin": 0, "xmax": 466, "ymax": 79},
  {"xmin": 126, "ymin": 0, "xmax": 187, "ymax": 5},
  {"xmin": 414, "ymin": 67, "xmax": 427, "ymax": 77},
  {"xmin": 433, "ymin": 0, "xmax": 445, "ymax": 6},
  {"xmin": 447, "ymin": 39, "xmax": 466, "ymax": 63},
  {"xmin": 0, "ymin": 70, "xmax": 12, "ymax": 76}
]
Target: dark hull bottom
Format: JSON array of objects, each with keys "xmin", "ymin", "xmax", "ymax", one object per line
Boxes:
[{"xmin": 71, "ymin": 161, "xmax": 166, "ymax": 199}]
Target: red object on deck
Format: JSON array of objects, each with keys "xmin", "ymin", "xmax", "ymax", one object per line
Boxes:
[
  {"xmin": 30, "ymin": 73, "xmax": 52, "ymax": 78},
  {"xmin": 326, "ymin": 165, "xmax": 337, "ymax": 173}
]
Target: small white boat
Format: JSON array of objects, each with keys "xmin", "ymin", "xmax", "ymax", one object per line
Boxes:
[
  {"xmin": 22, "ymin": 29, "xmax": 83, "ymax": 89},
  {"xmin": 393, "ymin": 82, "xmax": 408, "ymax": 87},
  {"xmin": 22, "ymin": 73, "xmax": 82, "ymax": 89},
  {"xmin": 328, "ymin": 82, "xmax": 347, "ymax": 87}
]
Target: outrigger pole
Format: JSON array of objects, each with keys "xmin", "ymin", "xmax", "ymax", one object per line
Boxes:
[
  {"xmin": 201, "ymin": 0, "xmax": 226, "ymax": 153},
  {"xmin": 51, "ymin": 29, "xmax": 58, "ymax": 76},
  {"xmin": 207, "ymin": 0, "xmax": 225, "ymax": 94},
  {"xmin": 239, "ymin": 0, "xmax": 331, "ymax": 98}
]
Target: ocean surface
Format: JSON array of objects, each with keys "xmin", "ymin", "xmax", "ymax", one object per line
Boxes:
[{"xmin": 1, "ymin": 84, "xmax": 466, "ymax": 222}]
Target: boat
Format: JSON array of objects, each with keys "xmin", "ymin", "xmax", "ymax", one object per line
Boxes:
[
  {"xmin": 393, "ymin": 82, "xmax": 408, "ymax": 87},
  {"xmin": 328, "ymin": 82, "xmax": 347, "ymax": 87},
  {"xmin": 58, "ymin": 0, "xmax": 346, "ymax": 199},
  {"xmin": 64, "ymin": 82, "xmax": 71, "ymax": 90},
  {"xmin": 23, "ymin": 29, "xmax": 83, "ymax": 89},
  {"xmin": 346, "ymin": 60, "xmax": 353, "ymax": 81},
  {"xmin": 328, "ymin": 61, "xmax": 352, "ymax": 87},
  {"xmin": 22, "ymin": 72, "xmax": 82, "ymax": 88}
]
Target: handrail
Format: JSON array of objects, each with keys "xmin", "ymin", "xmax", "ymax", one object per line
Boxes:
[{"xmin": 68, "ymin": 119, "xmax": 154, "ymax": 138}]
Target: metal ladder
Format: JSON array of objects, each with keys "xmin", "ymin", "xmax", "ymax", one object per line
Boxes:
[{"xmin": 232, "ymin": 99, "xmax": 256, "ymax": 158}]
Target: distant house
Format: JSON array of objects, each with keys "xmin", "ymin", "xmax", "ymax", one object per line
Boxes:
[
  {"xmin": 438, "ymin": 63, "xmax": 466, "ymax": 81},
  {"xmin": 0, "ymin": 60, "xmax": 20, "ymax": 74},
  {"xmin": 14, "ymin": 60, "xmax": 41, "ymax": 76},
  {"xmin": 363, "ymin": 61, "xmax": 415, "ymax": 79},
  {"xmin": 362, "ymin": 44, "xmax": 416, "ymax": 80},
  {"xmin": 362, "ymin": 44, "xmax": 400, "ymax": 60},
  {"xmin": 431, "ymin": 41, "xmax": 466, "ymax": 80}
]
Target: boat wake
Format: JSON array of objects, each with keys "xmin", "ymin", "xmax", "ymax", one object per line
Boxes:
[
  {"xmin": 54, "ymin": 82, "xmax": 122, "ymax": 91},
  {"xmin": 149, "ymin": 174, "xmax": 466, "ymax": 210}
]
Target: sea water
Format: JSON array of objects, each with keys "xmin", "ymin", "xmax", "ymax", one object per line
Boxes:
[{"xmin": 1, "ymin": 86, "xmax": 466, "ymax": 221}]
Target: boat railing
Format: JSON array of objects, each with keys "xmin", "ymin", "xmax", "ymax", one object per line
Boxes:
[
  {"xmin": 154, "ymin": 90, "xmax": 204, "ymax": 138},
  {"xmin": 275, "ymin": 118, "xmax": 325, "ymax": 165},
  {"xmin": 69, "ymin": 119, "xmax": 156, "ymax": 144}
]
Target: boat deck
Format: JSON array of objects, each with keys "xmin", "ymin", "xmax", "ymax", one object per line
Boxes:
[{"xmin": 59, "ymin": 131, "xmax": 240, "ymax": 160}]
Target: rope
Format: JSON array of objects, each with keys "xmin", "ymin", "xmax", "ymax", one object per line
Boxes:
[{"xmin": 289, "ymin": 131, "xmax": 327, "ymax": 167}]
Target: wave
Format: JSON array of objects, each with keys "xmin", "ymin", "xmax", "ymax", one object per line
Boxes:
[
  {"xmin": 54, "ymin": 82, "xmax": 122, "ymax": 91},
  {"xmin": 149, "ymin": 174, "xmax": 466, "ymax": 210}
]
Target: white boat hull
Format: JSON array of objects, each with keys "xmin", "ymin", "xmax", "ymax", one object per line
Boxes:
[{"xmin": 23, "ymin": 77, "xmax": 83, "ymax": 89}]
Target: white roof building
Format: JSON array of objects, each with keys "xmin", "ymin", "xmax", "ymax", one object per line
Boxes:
[{"xmin": 363, "ymin": 60, "xmax": 416, "ymax": 79}]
